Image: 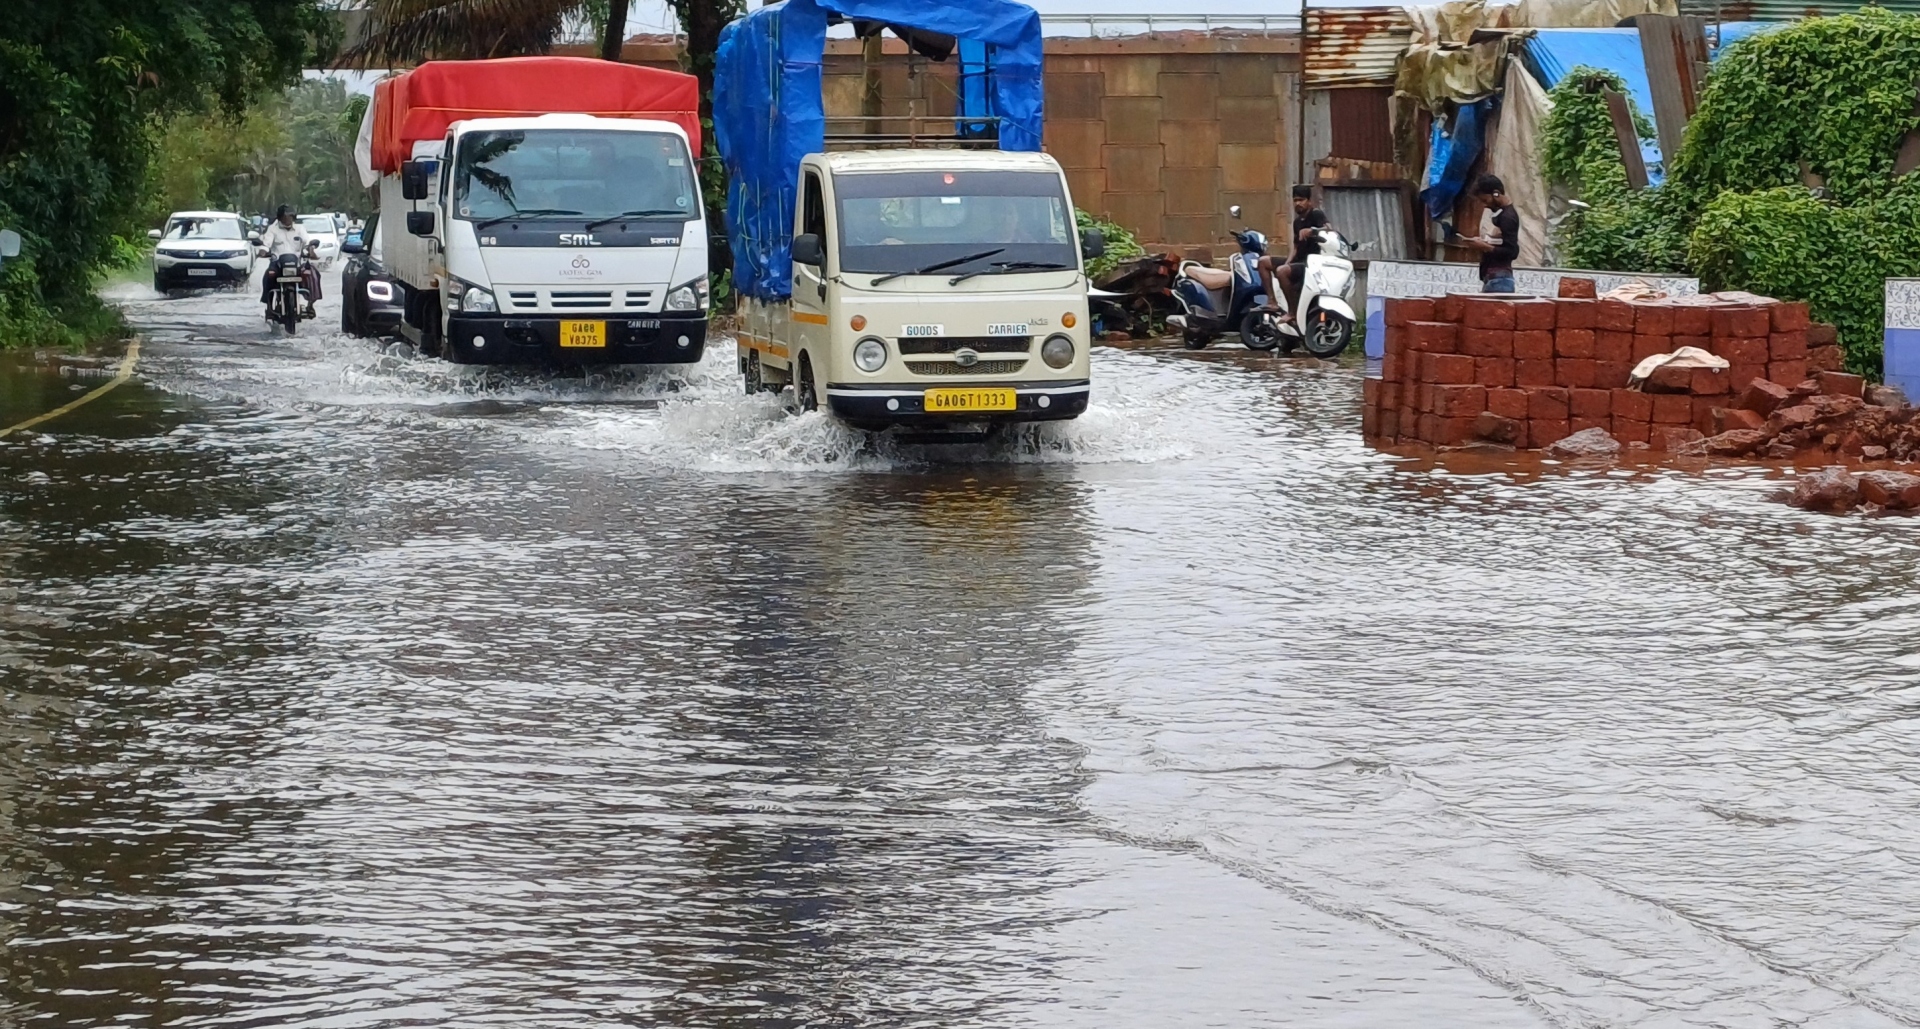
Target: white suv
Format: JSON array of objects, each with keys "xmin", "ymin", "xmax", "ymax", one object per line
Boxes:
[{"xmin": 150, "ymin": 211, "xmax": 256, "ymax": 293}]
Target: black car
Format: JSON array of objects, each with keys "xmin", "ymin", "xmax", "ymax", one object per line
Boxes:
[{"xmin": 340, "ymin": 214, "xmax": 404, "ymax": 337}]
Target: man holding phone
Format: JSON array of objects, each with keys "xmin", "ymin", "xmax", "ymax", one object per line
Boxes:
[{"xmin": 1460, "ymin": 175, "xmax": 1520, "ymax": 293}]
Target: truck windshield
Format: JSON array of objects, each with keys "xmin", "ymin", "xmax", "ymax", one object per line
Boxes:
[
  {"xmin": 835, "ymin": 170, "xmax": 1075, "ymax": 275},
  {"xmin": 452, "ymin": 129, "xmax": 699, "ymax": 222}
]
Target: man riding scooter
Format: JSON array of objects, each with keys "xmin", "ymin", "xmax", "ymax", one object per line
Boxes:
[
  {"xmin": 258, "ymin": 205, "xmax": 321, "ymax": 318},
  {"xmin": 1256, "ymin": 185, "xmax": 1329, "ymax": 316}
]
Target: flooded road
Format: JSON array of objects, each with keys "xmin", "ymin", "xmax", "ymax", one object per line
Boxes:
[{"xmin": 5, "ymin": 278, "xmax": 1920, "ymax": 1028}]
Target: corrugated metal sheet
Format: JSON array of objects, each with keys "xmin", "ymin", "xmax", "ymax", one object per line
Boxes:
[
  {"xmin": 1321, "ymin": 186, "xmax": 1412, "ymax": 260},
  {"xmin": 1329, "ymin": 86, "xmax": 1395, "ymax": 162},
  {"xmin": 1681, "ymin": 0, "xmax": 1920, "ymax": 18},
  {"xmin": 1306, "ymin": 7, "xmax": 1413, "ymax": 87}
]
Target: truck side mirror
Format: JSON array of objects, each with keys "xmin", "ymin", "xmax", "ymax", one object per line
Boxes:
[
  {"xmin": 791, "ymin": 232, "xmax": 824, "ymax": 267},
  {"xmin": 407, "ymin": 211, "xmax": 437, "ymax": 237},
  {"xmin": 401, "ymin": 160, "xmax": 431, "ymax": 201},
  {"xmin": 1080, "ymin": 228, "xmax": 1106, "ymax": 261}
]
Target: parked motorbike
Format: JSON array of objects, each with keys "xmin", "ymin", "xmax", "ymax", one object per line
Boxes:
[
  {"xmin": 1163, "ymin": 208, "xmax": 1270, "ymax": 350},
  {"xmin": 1242, "ymin": 225, "xmax": 1362, "ymax": 359},
  {"xmin": 262, "ymin": 244, "xmax": 318, "ymax": 336}
]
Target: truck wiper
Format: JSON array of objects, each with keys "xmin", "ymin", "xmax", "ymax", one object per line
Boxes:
[
  {"xmin": 870, "ymin": 248, "xmax": 1005, "ymax": 286},
  {"xmin": 583, "ymin": 209, "xmax": 689, "ymax": 230},
  {"xmin": 474, "ymin": 208, "xmax": 584, "ymax": 229},
  {"xmin": 947, "ymin": 260, "xmax": 1074, "ymax": 285}
]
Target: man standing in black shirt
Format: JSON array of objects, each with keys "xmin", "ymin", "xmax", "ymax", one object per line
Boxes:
[
  {"xmin": 1258, "ymin": 184, "xmax": 1329, "ymax": 313},
  {"xmin": 1465, "ymin": 174, "xmax": 1520, "ymax": 293}
]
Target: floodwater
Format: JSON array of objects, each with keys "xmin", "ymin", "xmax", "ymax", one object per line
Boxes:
[{"xmin": 4, "ymin": 275, "xmax": 1920, "ymax": 1029}]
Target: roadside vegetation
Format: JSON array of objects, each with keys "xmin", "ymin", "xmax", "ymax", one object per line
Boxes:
[
  {"xmin": 1544, "ymin": 9, "xmax": 1920, "ymax": 375},
  {"xmin": 0, "ymin": 0, "xmax": 329, "ymax": 348}
]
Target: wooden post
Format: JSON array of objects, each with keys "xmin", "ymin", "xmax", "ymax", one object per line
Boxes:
[
  {"xmin": 861, "ymin": 33, "xmax": 884, "ymax": 138},
  {"xmin": 1604, "ymin": 89, "xmax": 1650, "ymax": 190}
]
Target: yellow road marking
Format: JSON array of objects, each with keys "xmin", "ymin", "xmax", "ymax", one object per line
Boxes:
[{"xmin": 0, "ymin": 338, "xmax": 142, "ymax": 439}]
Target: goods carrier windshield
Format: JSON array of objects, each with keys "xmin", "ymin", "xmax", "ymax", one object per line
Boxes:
[
  {"xmin": 835, "ymin": 170, "xmax": 1076, "ymax": 277},
  {"xmin": 451, "ymin": 129, "xmax": 700, "ymax": 224}
]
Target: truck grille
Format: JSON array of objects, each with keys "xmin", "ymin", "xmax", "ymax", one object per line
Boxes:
[
  {"xmin": 503, "ymin": 288, "xmax": 656, "ymax": 312},
  {"xmin": 905, "ymin": 359, "xmax": 1028, "ymax": 376},
  {"xmin": 897, "ymin": 335, "xmax": 1031, "ymax": 355}
]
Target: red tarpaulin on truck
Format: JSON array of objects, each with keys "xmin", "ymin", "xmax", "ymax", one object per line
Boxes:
[{"xmin": 369, "ymin": 57, "xmax": 701, "ymax": 173}]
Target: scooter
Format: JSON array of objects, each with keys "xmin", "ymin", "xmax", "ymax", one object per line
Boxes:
[
  {"xmin": 1241, "ymin": 227, "xmax": 1362, "ymax": 359},
  {"xmin": 1163, "ymin": 206, "xmax": 1271, "ymax": 350}
]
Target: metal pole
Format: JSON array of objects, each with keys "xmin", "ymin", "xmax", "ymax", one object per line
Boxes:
[{"xmin": 1297, "ymin": 0, "xmax": 1311, "ymax": 194}]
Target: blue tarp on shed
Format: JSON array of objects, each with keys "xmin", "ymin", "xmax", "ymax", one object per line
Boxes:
[
  {"xmin": 1519, "ymin": 28, "xmax": 1665, "ymax": 180},
  {"xmin": 713, "ymin": 0, "xmax": 1045, "ymax": 301}
]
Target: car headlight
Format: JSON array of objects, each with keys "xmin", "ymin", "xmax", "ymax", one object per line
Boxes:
[
  {"xmin": 1042, "ymin": 334, "xmax": 1075, "ymax": 369},
  {"xmin": 665, "ymin": 276, "xmax": 710, "ymax": 312},
  {"xmin": 448, "ymin": 280, "xmax": 496, "ymax": 313},
  {"xmin": 853, "ymin": 337, "xmax": 888, "ymax": 372}
]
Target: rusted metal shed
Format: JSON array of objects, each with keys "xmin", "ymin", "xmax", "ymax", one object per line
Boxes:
[{"xmin": 1305, "ymin": 6, "xmax": 1414, "ymax": 87}]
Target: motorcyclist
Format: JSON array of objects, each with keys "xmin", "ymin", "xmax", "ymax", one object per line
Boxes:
[{"xmin": 258, "ymin": 205, "xmax": 322, "ymax": 317}]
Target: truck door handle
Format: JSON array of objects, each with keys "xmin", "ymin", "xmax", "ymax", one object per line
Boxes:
[{"xmin": 816, "ymin": 279, "xmax": 826, "ymax": 300}]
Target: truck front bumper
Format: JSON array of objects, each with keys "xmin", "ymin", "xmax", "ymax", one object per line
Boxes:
[
  {"xmin": 444, "ymin": 314, "xmax": 708, "ymax": 365},
  {"xmin": 824, "ymin": 380, "xmax": 1090, "ymax": 427}
]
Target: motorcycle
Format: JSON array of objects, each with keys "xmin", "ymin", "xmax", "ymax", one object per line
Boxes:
[
  {"xmin": 262, "ymin": 244, "xmax": 318, "ymax": 335},
  {"xmin": 1163, "ymin": 208, "xmax": 1270, "ymax": 350},
  {"xmin": 1242, "ymin": 224, "xmax": 1362, "ymax": 359}
]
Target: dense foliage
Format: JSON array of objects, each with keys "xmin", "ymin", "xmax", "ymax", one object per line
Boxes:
[
  {"xmin": 0, "ymin": 0, "xmax": 325, "ymax": 346},
  {"xmin": 1544, "ymin": 11, "xmax": 1920, "ymax": 374},
  {"xmin": 150, "ymin": 79, "xmax": 372, "ymax": 225},
  {"xmin": 1539, "ymin": 68, "xmax": 1686, "ymax": 274}
]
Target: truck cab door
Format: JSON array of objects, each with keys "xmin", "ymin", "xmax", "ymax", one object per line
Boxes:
[{"xmin": 790, "ymin": 170, "xmax": 831, "ymax": 374}]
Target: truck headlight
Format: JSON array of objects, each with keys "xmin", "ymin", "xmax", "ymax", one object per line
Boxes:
[
  {"xmin": 853, "ymin": 337, "xmax": 888, "ymax": 372},
  {"xmin": 666, "ymin": 276, "xmax": 709, "ymax": 312},
  {"xmin": 449, "ymin": 280, "xmax": 496, "ymax": 313},
  {"xmin": 1042, "ymin": 334, "xmax": 1075, "ymax": 369}
]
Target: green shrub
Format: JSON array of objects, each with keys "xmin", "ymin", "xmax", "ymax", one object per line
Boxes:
[
  {"xmin": 1540, "ymin": 11, "xmax": 1920, "ymax": 374},
  {"xmin": 1077, "ymin": 209, "xmax": 1144, "ymax": 282}
]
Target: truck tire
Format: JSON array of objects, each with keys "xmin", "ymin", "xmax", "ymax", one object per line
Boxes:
[
  {"xmin": 795, "ymin": 355, "xmax": 818, "ymax": 412},
  {"xmin": 742, "ymin": 353, "xmax": 765, "ymax": 394}
]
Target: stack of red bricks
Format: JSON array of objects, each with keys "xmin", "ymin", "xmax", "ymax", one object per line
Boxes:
[{"xmin": 1361, "ymin": 282, "xmax": 1846, "ymax": 451}]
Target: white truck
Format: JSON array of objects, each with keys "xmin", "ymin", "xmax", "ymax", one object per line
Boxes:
[
  {"xmin": 358, "ymin": 58, "xmax": 710, "ymax": 365},
  {"xmin": 735, "ymin": 149, "xmax": 1101, "ymax": 428}
]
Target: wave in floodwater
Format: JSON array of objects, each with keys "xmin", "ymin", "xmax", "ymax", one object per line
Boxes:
[{"xmin": 134, "ymin": 301, "xmax": 1222, "ymax": 472}]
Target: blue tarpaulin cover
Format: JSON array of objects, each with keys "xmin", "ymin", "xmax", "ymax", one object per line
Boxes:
[
  {"xmin": 1518, "ymin": 28, "xmax": 1665, "ymax": 181},
  {"xmin": 713, "ymin": 0, "xmax": 1045, "ymax": 301},
  {"xmin": 1421, "ymin": 97, "xmax": 1494, "ymax": 221}
]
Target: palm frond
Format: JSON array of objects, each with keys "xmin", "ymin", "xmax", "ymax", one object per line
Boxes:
[{"xmin": 336, "ymin": 0, "xmax": 581, "ymax": 68}]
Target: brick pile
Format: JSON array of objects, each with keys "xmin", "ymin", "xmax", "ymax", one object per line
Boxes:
[{"xmin": 1361, "ymin": 282, "xmax": 1848, "ymax": 453}]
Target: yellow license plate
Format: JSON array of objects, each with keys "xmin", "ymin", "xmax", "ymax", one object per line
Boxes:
[
  {"xmin": 559, "ymin": 320, "xmax": 606, "ymax": 348},
  {"xmin": 924, "ymin": 388, "xmax": 1016, "ymax": 413}
]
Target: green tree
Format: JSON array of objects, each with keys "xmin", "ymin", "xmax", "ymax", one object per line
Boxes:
[{"xmin": 0, "ymin": 0, "xmax": 327, "ymax": 344}]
